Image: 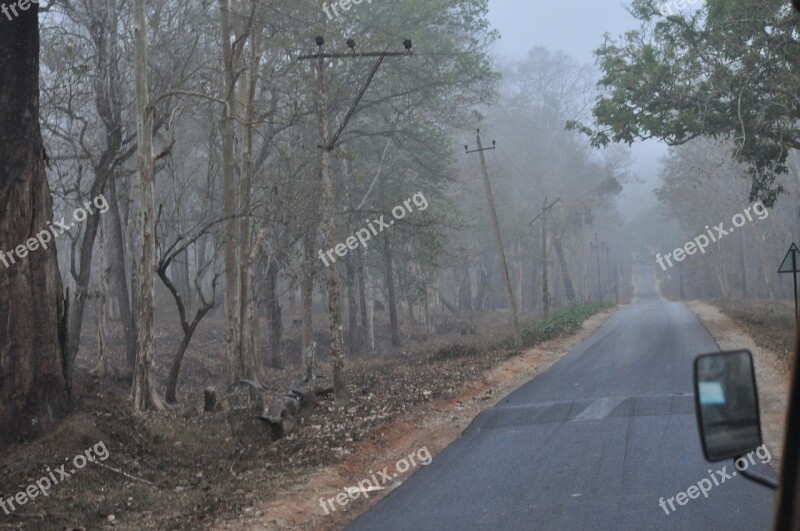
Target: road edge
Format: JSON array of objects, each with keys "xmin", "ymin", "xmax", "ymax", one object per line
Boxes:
[
  {"xmin": 238, "ymin": 305, "xmax": 620, "ymax": 530},
  {"xmin": 686, "ymin": 299, "xmax": 789, "ymax": 472}
]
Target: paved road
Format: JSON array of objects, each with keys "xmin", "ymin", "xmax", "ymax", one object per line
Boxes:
[{"xmin": 349, "ymin": 266, "xmax": 776, "ymax": 530}]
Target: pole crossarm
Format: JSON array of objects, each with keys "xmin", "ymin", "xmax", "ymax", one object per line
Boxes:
[
  {"xmin": 297, "ymin": 51, "xmax": 412, "ymax": 60},
  {"xmin": 465, "ymin": 146, "xmax": 494, "ymax": 154}
]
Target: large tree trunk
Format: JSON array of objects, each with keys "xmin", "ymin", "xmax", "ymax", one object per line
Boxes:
[
  {"xmin": 130, "ymin": 0, "xmax": 164, "ymax": 411},
  {"xmin": 0, "ymin": 13, "xmax": 71, "ymax": 447},
  {"xmin": 219, "ymin": 0, "xmax": 241, "ymax": 387},
  {"xmin": 316, "ymin": 54, "xmax": 348, "ymax": 406},
  {"xmin": 237, "ymin": 25, "xmax": 263, "ymax": 382}
]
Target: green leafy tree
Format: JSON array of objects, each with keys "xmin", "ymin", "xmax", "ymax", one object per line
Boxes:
[{"xmin": 570, "ymin": 0, "xmax": 800, "ymax": 206}]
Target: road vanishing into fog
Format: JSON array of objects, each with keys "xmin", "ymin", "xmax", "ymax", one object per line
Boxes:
[{"xmin": 349, "ymin": 266, "xmax": 775, "ymax": 530}]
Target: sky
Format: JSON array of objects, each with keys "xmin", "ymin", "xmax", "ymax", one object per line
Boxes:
[{"xmin": 486, "ymin": 0, "xmax": 667, "ymax": 220}]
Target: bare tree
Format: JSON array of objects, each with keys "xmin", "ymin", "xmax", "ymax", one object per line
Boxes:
[
  {"xmin": 157, "ymin": 217, "xmax": 221, "ymax": 403},
  {"xmin": 131, "ymin": 0, "xmax": 165, "ymax": 411}
]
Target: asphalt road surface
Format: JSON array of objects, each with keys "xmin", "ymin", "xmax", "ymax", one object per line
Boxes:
[{"xmin": 349, "ymin": 266, "xmax": 776, "ymax": 530}]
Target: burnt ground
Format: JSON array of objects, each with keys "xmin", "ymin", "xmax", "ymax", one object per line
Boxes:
[{"xmin": 0, "ymin": 303, "xmax": 613, "ymax": 530}]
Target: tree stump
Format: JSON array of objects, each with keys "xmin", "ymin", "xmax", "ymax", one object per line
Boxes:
[{"xmin": 204, "ymin": 386, "xmax": 219, "ymax": 413}]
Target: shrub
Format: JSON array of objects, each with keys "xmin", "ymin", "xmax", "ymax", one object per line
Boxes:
[{"xmin": 521, "ymin": 302, "xmax": 612, "ymax": 347}]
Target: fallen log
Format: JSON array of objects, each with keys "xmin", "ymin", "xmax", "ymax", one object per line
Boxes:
[
  {"xmin": 258, "ymin": 343, "xmax": 333, "ymax": 440},
  {"xmin": 259, "ymin": 381, "xmax": 333, "ymax": 440}
]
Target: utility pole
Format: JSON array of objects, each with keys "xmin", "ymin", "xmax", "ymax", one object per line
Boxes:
[
  {"xmin": 529, "ymin": 197, "xmax": 561, "ymax": 317},
  {"xmin": 299, "ymin": 37, "xmax": 413, "ymax": 406},
  {"xmin": 466, "ymin": 131, "xmax": 521, "ymax": 347},
  {"xmin": 542, "ymin": 199, "xmax": 549, "ymax": 317}
]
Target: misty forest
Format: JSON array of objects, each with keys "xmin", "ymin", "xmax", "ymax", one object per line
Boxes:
[{"xmin": 2, "ymin": 0, "xmax": 800, "ymax": 528}]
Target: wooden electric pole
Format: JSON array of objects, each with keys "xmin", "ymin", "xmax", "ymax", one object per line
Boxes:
[
  {"xmin": 299, "ymin": 37, "xmax": 413, "ymax": 406},
  {"xmin": 542, "ymin": 199, "xmax": 549, "ymax": 316},
  {"xmin": 466, "ymin": 131, "xmax": 521, "ymax": 347}
]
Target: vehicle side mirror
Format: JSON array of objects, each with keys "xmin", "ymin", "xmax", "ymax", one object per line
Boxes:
[{"xmin": 694, "ymin": 349, "xmax": 763, "ymax": 461}]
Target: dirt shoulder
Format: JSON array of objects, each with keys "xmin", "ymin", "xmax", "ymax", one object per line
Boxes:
[
  {"xmin": 687, "ymin": 300, "xmax": 791, "ymax": 471},
  {"xmin": 0, "ymin": 306, "xmax": 615, "ymax": 531},
  {"xmin": 230, "ymin": 307, "xmax": 618, "ymax": 530}
]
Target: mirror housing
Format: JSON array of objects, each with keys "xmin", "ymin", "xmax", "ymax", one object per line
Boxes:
[{"xmin": 694, "ymin": 349, "xmax": 763, "ymax": 461}]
